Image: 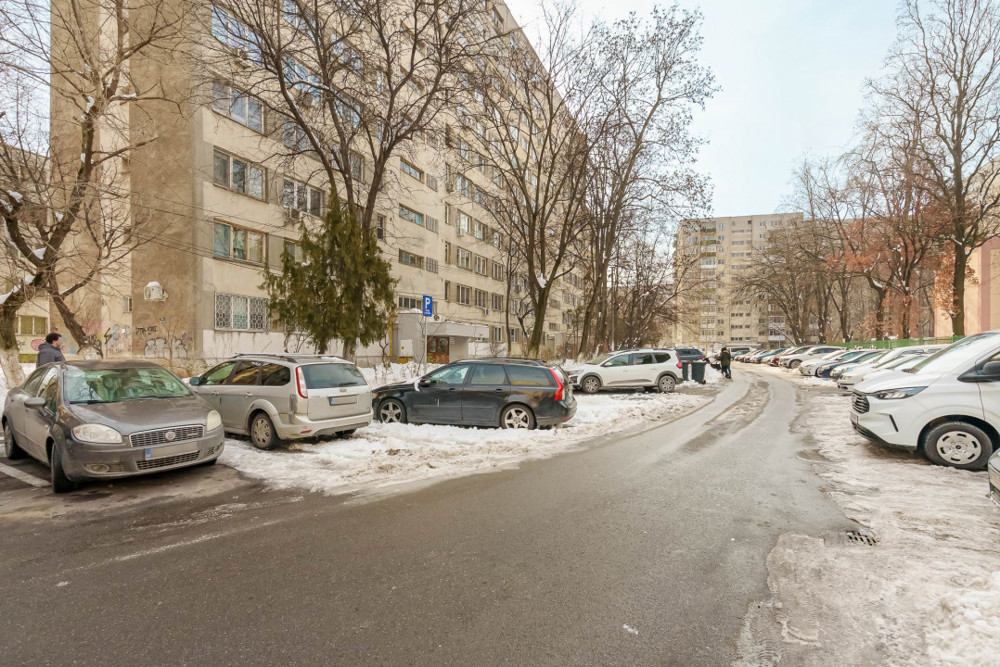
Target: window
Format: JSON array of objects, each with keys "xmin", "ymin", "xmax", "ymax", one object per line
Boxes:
[
  {"xmin": 215, "ymin": 293, "xmax": 269, "ymax": 330},
  {"xmin": 214, "ymin": 222, "xmax": 265, "ymax": 263},
  {"xmin": 283, "ymin": 179, "xmax": 324, "ymax": 217},
  {"xmin": 426, "ymin": 258, "xmax": 439, "ymax": 273},
  {"xmin": 457, "ymin": 211, "xmax": 472, "ymax": 235},
  {"xmin": 282, "ymin": 56, "xmax": 321, "ymax": 103},
  {"xmin": 398, "ymin": 296, "xmax": 421, "ymax": 309},
  {"xmin": 16, "ymin": 316, "xmax": 47, "ymax": 335},
  {"xmin": 475, "ymin": 289, "xmax": 488, "ymax": 308},
  {"xmin": 470, "ymin": 364, "xmax": 507, "ymax": 385},
  {"xmin": 457, "ymin": 284, "xmax": 471, "ymax": 305},
  {"xmin": 491, "ymin": 294, "xmax": 503, "ymax": 311},
  {"xmin": 349, "ymin": 152, "xmax": 365, "ymax": 181},
  {"xmin": 211, "ymin": 7, "xmax": 262, "ymax": 64},
  {"xmin": 376, "ymin": 214, "xmax": 386, "ymax": 240},
  {"xmin": 398, "ymin": 249, "xmax": 424, "ymax": 269},
  {"xmin": 508, "ymin": 328, "xmax": 520, "ymax": 343},
  {"xmin": 444, "ymin": 281, "xmax": 451, "ymax": 301},
  {"xmin": 261, "ymin": 363, "xmax": 291, "ymax": 387},
  {"xmin": 283, "ymin": 121, "xmax": 313, "ymax": 154},
  {"xmin": 425, "ymin": 216, "xmax": 439, "ymax": 233},
  {"xmin": 474, "ymin": 255, "xmax": 487, "ymax": 275},
  {"xmin": 492, "ymin": 262, "xmax": 504, "ymax": 281},
  {"xmin": 492, "ymin": 231, "xmax": 502, "ymax": 249},
  {"xmin": 283, "ymin": 240, "xmax": 303, "ymax": 262},
  {"xmin": 630, "ymin": 353, "xmax": 655, "ymax": 365},
  {"xmin": 399, "ymin": 205, "xmax": 423, "ymax": 226},
  {"xmin": 212, "ymin": 82, "xmax": 263, "ymax": 133},
  {"xmin": 604, "ymin": 354, "xmax": 629, "ymax": 368},
  {"xmin": 457, "ymin": 247, "xmax": 471, "ymax": 270},
  {"xmin": 492, "ymin": 326, "xmax": 503, "ymax": 342},
  {"xmin": 122, "ymin": 296, "xmax": 132, "ymax": 313},
  {"xmin": 505, "ymin": 365, "xmax": 553, "ymax": 387},
  {"xmin": 400, "ymin": 159, "xmax": 423, "ymax": 182},
  {"xmin": 473, "ymin": 220, "xmax": 486, "ymax": 240},
  {"xmin": 213, "ymin": 149, "xmax": 265, "ymax": 200},
  {"xmin": 444, "ymin": 241, "xmax": 453, "ymax": 264},
  {"xmin": 229, "ymin": 361, "xmax": 261, "ymax": 385},
  {"xmin": 426, "ymin": 365, "xmax": 470, "ymax": 385}
]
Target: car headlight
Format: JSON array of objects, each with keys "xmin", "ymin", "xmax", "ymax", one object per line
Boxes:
[
  {"xmin": 872, "ymin": 386, "xmax": 926, "ymax": 400},
  {"xmin": 206, "ymin": 410, "xmax": 222, "ymax": 431},
  {"xmin": 72, "ymin": 423, "xmax": 123, "ymax": 444}
]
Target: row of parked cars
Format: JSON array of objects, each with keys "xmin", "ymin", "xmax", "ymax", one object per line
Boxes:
[
  {"xmin": 740, "ymin": 335, "xmax": 1000, "ymax": 508},
  {"xmin": 2, "ymin": 347, "xmax": 706, "ymax": 493}
]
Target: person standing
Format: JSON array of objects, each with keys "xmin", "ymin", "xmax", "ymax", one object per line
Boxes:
[
  {"xmin": 719, "ymin": 347, "xmax": 732, "ymax": 379},
  {"xmin": 36, "ymin": 333, "xmax": 66, "ymax": 365}
]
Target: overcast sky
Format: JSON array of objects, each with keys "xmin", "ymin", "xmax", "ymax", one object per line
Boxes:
[{"xmin": 506, "ymin": 0, "xmax": 900, "ymax": 218}]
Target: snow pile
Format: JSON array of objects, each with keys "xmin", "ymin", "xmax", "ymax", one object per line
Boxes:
[
  {"xmin": 220, "ymin": 390, "xmax": 712, "ymax": 496},
  {"xmin": 782, "ymin": 392, "xmax": 1000, "ymax": 663}
]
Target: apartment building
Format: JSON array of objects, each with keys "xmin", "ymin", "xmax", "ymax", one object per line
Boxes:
[
  {"xmin": 50, "ymin": 0, "xmax": 584, "ymax": 367},
  {"xmin": 674, "ymin": 212, "xmax": 804, "ymax": 351}
]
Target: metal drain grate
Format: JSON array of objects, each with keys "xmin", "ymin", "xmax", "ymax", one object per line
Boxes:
[{"xmin": 846, "ymin": 530, "xmax": 878, "ymax": 546}]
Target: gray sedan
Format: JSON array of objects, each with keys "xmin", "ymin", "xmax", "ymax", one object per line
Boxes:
[{"xmin": 2, "ymin": 360, "xmax": 224, "ymax": 493}]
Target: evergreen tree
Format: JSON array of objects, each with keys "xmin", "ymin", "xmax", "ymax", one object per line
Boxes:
[{"xmin": 263, "ymin": 198, "xmax": 396, "ymax": 355}]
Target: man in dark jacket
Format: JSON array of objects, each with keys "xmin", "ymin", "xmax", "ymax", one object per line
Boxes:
[
  {"xmin": 719, "ymin": 347, "xmax": 732, "ymax": 379},
  {"xmin": 36, "ymin": 333, "xmax": 66, "ymax": 365}
]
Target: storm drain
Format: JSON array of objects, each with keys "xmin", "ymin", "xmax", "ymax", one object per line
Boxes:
[{"xmin": 845, "ymin": 530, "xmax": 878, "ymax": 546}]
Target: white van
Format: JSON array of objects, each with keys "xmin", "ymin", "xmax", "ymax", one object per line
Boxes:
[{"xmin": 851, "ymin": 332, "xmax": 1000, "ymax": 470}]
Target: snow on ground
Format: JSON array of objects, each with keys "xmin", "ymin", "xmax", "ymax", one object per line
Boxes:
[
  {"xmin": 219, "ymin": 386, "xmax": 716, "ymax": 497},
  {"xmin": 772, "ymin": 385, "xmax": 1000, "ymax": 665}
]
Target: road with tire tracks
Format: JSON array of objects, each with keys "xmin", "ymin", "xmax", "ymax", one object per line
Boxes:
[{"xmin": 0, "ymin": 367, "xmax": 856, "ymax": 665}]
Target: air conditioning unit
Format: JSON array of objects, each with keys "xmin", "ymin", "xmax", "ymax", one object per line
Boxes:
[{"xmin": 234, "ymin": 49, "xmax": 251, "ymax": 69}]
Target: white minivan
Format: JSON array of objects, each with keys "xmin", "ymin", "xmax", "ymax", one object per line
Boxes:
[{"xmin": 851, "ymin": 332, "xmax": 1000, "ymax": 469}]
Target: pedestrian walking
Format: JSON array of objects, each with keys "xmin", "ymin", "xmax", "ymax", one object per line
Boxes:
[
  {"xmin": 36, "ymin": 332, "xmax": 66, "ymax": 365},
  {"xmin": 719, "ymin": 347, "xmax": 732, "ymax": 379}
]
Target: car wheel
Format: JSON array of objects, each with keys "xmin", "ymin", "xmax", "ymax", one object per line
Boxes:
[
  {"xmin": 922, "ymin": 421, "xmax": 993, "ymax": 470},
  {"xmin": 249, "ymin": 412, "xmax": 280, "ymax": 450},
  {"xmin": 501, "ymin": 404, "xmax": 535, "ymax": 430},
  {"xmin": 789, "ymin": 360, "xmax": 801, "ymax": 369},
  {"xmin": 50, "ymin": 441, "xmax": 76, "ymax": 494},
  {"xmin": 378, "ymin": 399, "xmax": 407, "ymax": 424},
  {"xmin": 3, "ymin": 420, "xmax": 25, "ymax": 460},
  {"xmin": 657, "ymin": 375, "xmax": 676, "ymax": 393},
  {"xmin": 581, "ymin": 376, "xmax": 601, "ymax": 394}
]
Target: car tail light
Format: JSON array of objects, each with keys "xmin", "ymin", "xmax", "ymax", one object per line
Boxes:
[
  {"xmin": 676, "ymin": 362, "xmax": 683, "ymax": 369},
  {"xmin": 295, "ymin": 367, "xmax": 308, "ymax": 398},
  {"xmin": 550, "ymin": 367, "xmax": 564, "ymax": 401}
]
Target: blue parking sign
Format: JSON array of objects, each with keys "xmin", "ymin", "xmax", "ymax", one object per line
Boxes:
[{"xmin": 422, "ymin": 295, "xmax": 433, "ymax": 316}]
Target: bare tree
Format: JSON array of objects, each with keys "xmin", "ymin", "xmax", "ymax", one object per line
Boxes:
[
  {"xmin": 872, "ymin": 0, "xmax": 1000, "ymax": 335},
  {"xmin": 0, "ymin": 0, "xmax": 189, "ymax": 383}
]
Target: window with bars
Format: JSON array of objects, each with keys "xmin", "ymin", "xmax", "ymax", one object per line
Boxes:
[
  {"xmin": 214, "ymin": 222, "xmax": 265, "ymax": 264},
  {"xmin": 213, "ymin": 149, "xmax": 265, "ymax": 200},
  {"xmin": 426, "ymin": 258, "xmax": 439, "ymax": 273},
  {"xmin": 215, "ymin": 293, "xmax": 269, "ymax": 331}
]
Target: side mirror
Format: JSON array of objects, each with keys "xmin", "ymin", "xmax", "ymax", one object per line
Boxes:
[
  {"xmin": 982, "ymin": 360, "xmax": 1000, "ymax": 377},
  {"xmin": 24, "ymin": 397, "xmax": 46, "ymax": 409},
  {"xmin": 188, "ymin": 376, "xmax": 201, "ymax": 386},
  {"xmin": 419, "ymin": 378, "xmax": 432, "ymax": 387}
]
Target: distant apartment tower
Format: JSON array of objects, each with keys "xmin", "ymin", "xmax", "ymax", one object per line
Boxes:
[{"xmin": 675, "ymin": 212, "xmax": 804, "ymax": 350}]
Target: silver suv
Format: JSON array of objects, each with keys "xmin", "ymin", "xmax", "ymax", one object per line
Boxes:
[
  {"xmin": 568, "ymin": 349, "xmax": 682, "ymax": 394},
  {"xmin": 189, "ymin": 354, "xmax": 373, "ymax": 449}
]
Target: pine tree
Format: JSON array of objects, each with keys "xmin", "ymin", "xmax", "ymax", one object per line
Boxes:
[{"xmin": 262, "ymin": 198, "xmax": 396, "ymax": 355}]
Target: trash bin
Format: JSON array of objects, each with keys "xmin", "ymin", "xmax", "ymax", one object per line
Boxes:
[
  {"xmin": 691, "ymin": 360, "xmax": 707, "ymax": 384},
  {"xmin": 681, "ymin": 361, "xmax": 690, "ymax": 381}
]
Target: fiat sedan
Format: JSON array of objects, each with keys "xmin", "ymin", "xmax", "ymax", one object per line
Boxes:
[{"xmin": 2, "ymin": 360, "xmax": 224, "ymax": 493}]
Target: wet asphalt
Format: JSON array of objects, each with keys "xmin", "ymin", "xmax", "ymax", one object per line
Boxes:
[{"xmin": 0, "ymin": 367, "xmax": 854, "ymax": 666}]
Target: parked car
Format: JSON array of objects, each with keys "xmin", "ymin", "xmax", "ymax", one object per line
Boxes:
[
  {"xmin": 815, "ymin": 350, "xmax": 884, "ymax": 378},
  {"xmin": 2, "ymin": 360, "xmax": 224, "ymax": 493},
  {"xmin": 836, "ymin": 346, "xmax": 945, "ymax": 391},
  {"xmin": 779, "ymin": 345, "xmax": 843, "ymax": 369},
  {"xmin": 754, "ymin": 348, "xmax": 788, "ymax": 364},
  {"xmin": 769, "ymin": 345, "xmax": 814, "ymax": 366},
  {"xmin": 569, "ymin": 349, "xmax": 682, "ymax": 394},
  {"xmin": 988, "ymin": 447, "xmax": 1000, "ymax": 507},
  {"xmin": 830, "ymin": 351, "xmax": 890, "ymax": 380},
  {"xmin": 674, "ymin": 347, "xmax": 707, "ymax": 364},
  {"xmin": 189, "ymin": 354, "xmax": 372, "ymax": 449},
  {"xmin": 799, "ymin": 349, "xmax": 873, "ymax": 376},
  {"xmin": 852, "ymin": 331, "xmax": 1000, "ymax": 469},
  {"xmin": 373, "ymin": 359, "xmax": 575, "ymax": 429}
]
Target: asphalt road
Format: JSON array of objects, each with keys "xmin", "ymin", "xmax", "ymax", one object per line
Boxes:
[{"xmin": 0, "ymin": 367, "xmax": 855, "ymax": 666}]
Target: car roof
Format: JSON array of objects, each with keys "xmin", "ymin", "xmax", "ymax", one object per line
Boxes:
[
  {"xmin": 231, "ymin": 353, "xmax": 352, "ymax": 365},
  {"xmin": 63, "ymin": 360, "xmax": 166, "ymax": 371},
  {"xmin": 453, "ymin": 357, "xmax": 552, "ymax": 366}
]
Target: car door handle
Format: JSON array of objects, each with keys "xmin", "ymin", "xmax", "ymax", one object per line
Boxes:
[
  {"xmin": 244, "ymin": 392, "xmax": 254, "ymax": 397},
  {"xmin": 494, "ymin": 388, "xmax": 504, "ymax": 392},
  {"xmin": 448, "ymin": 387, "xmax": 457, "ymax": 391}
]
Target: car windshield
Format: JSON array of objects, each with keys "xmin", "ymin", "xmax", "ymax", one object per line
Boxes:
[
  {"xmin": 300, "ymin": 363, "xmax": 366, "ymax": 388},
  {"xmin": 586, "ymin": 353, "xmax": 614, "ymax": 365},
  {"xmin": 887, "ymin": 354, "xmax": 926, "ymax": 369},
  {"xmin": 905, "ymin": 332, "xmax": 1000, "ymax": 374},
  {"xmin": 65, "ymin": 366, "xmax": 190, "ymax": 403}
]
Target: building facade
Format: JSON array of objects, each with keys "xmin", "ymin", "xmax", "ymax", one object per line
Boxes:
[
  {"xmin": 51, "ymin": 0, "xmax": 584, "ymax": 369},
  {"xmin": 674, "ymin": 212, "xmax": 804, "ymax": 351}
]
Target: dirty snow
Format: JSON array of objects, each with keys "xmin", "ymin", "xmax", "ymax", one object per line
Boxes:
[
  {"xmin": 219, "ymin": 388, "xmax": 714, "ymax": 497},
  {"xmin": 758, "ymin": 376, "xmax": 1000, "ymax": 665}
]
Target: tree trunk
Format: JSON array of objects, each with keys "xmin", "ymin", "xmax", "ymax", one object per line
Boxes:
[
  {"xmin": 0, "ymin": 306, "xmax": 25, "ymax": 387},
  {"xmin": 51, "ymin": 291, "xmax": 100, "ymax": 358},
  {"xmin": 951, "ymin": 245, "xmax": 967, "ymax": 336}
]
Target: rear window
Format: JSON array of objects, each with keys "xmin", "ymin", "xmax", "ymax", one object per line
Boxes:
[
  {"xmin": 505, "ymin": 365, "xmax": 553, "ymax": 387},
  {"xmin": 300, "ymin": 363, "xmax": 366, "ymax": 389},
  {"xmin": 654, "ymin": 352, "xmax": 673, "ymax": 363},
  {"xmin": 261, "ymin": 363, "xmax": 291, "ymax": 386}
]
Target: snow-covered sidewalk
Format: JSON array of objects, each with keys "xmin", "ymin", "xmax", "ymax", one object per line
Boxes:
[
  {"xmin": 766, "ymin": 387, "xmax": 1000, "ymax": 664},
  {"xmin": 220, "ymin": 385, "xmax": 716, "ymax": 497}
]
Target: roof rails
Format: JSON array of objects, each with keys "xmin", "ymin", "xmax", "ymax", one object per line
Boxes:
[{"xmin": 233, "ymin": 353, "xmax": 349, "ymax": 363}]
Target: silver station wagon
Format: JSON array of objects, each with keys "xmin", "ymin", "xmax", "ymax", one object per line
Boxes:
[
  {"xmin": 189, "ymin": 354, "xmax": 373, "ymax": 449},
  {"xmin": 2, "ymin": 360, "xmax": 224, "ymax": 493}
]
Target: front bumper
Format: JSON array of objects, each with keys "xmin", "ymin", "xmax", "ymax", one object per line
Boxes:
[
  {"xmin": 275, "ymin": 410, "xmax": 373, "ymax": 440},
  {"xmin": 850, "ymin": 398, "xmax": 918, "ymax": 451},
  {"xmin": 63, "ymin": 428, "xmax": 225, "ymax": 481},
  {"xmin": 988, "ymin": 455, "xmax": 1000, "ymax": 508}
]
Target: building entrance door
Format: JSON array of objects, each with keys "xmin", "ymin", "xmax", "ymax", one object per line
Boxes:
[{"xmin": 428, "ymin": 336, "xmax": 450, "ymax": 364}]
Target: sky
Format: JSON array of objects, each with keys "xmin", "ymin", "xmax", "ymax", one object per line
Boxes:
[{"xmin": 506, "ymin": 0, "xmax": 901, "ymax": 218}]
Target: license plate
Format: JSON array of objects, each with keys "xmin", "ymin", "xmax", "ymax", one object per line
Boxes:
[
  {"xmin": 330, "ymin": 395, "xmax": 357, "ymax": 406},
  {"xmin": 145, "ymin": 448, "xmax": 152, "ymax": 461},
  {"xmin": 850, "ymin": 412, "xmax": 858, "ymax": 425}
]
